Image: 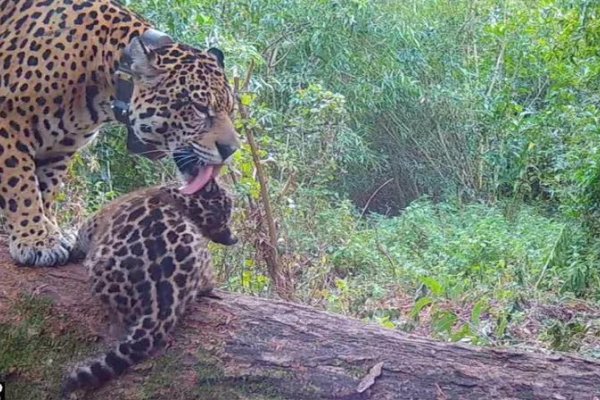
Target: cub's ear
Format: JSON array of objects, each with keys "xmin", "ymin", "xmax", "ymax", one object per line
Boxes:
[
  {"xmin": 125, "ymin": 29, "xmax": 173, "ymax": 81},
  {"xmin": 208, "ymin": 227, "xmax": 238, "ymax": 246},
  {"xmin": 207, "ymin": 47, "xmax": 225, "ymax": 68}
]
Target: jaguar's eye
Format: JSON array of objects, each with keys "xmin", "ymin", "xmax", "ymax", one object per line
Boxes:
[
  {"xmin": 191, "ymin": 102, "xmax": 212, "ymax": 117},
  {"xmin": 192, "ymin": 103, "xmax": 206, "ymax": 114}
]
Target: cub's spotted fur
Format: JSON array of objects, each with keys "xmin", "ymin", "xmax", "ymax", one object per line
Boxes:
[
  {"xmin": 62, "ymin": 178, "xmax": 236, "ymax": 397},
  {"xmin": 0, "ymin": 0, "xmax": 239, "ymax": 267}
]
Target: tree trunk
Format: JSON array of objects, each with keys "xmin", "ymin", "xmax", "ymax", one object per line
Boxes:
[{"xmin": 1, "ymin": 248, "xmax": 599, "ymax": 400}]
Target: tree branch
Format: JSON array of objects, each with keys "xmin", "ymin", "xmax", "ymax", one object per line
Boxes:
[{"xmin": 233, "ymin": 68, "xmax": 293, "ymax": 300}]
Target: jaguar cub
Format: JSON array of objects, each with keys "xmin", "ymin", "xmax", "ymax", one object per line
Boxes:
[{"xmin": 62, "ymin": 178, "xmax": 236, "ymax": 397}]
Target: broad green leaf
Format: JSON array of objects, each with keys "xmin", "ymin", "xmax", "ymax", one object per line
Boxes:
[
  {"xmin": 411, "ymin": 297, "xmax": 433, "ymax": 320},
  {"xmin": 420, "ymin": 276, "xmax": 444, "ymax": 297},
  {"xmin": 432, "ymin": 310, "xmax": 457, "ymax": 334},
  {"xmin": 240, "ymin": 93, "xmax": 255, "ymax": 106},
  {"xmin": 470, "ymin": 300, "xmax": 488, "ymax": 328}
]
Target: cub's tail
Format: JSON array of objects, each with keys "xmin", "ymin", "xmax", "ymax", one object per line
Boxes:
[{"xmin": 61, "ymin": 316, "xmax": 168, "ymax": 398}]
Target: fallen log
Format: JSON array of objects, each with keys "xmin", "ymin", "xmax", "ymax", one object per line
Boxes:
[{"xmin": 1, "ymin": 246, "xmax": 599, "ymax": 400}]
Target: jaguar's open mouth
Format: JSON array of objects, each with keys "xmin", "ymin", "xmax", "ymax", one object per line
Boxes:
[{"xmin": 179, "ymin": 164, "xmax": 223, "ymax": 195}]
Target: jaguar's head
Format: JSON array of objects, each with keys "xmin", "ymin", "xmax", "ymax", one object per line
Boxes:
[{"xmin": 121, "ymin": 30, "xmax": 240, "ymax": 195}]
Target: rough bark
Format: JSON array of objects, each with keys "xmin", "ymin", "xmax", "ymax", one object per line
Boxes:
[{"xmin": 1, "ymin": 247, "xmax": 599, "ymax": 400}]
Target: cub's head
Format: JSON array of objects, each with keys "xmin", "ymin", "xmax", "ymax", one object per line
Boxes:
[
  {"xmin": 196, "ymin": 179, "xmax": 237, "ymax": 246},
  {"xmin": 120, "ymin": 30, "xmax": 240, "ymax": 195}
]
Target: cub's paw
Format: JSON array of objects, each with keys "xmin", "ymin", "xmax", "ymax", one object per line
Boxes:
[{"xmin": 9, "ymin": 230, "xmax": 74, "ymax": 267}]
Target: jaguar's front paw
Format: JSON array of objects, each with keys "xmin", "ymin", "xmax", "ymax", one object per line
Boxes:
[{"xmin": 9, "ymin": 228, "xmax": 74, "ymax": 267}]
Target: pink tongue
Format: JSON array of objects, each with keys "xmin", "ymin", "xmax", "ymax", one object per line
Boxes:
[{"xmin": 180, "ymin": 165, "xmax": 214, "ymax": 195}]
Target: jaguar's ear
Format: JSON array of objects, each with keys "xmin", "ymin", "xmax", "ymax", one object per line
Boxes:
[
  {"xmin": 207, "ymin": 47, "xmax": 225, "ymax": 68},
  {"xmin": 126, "ymin": 29, "xmax": 173, "ymax": 81}
]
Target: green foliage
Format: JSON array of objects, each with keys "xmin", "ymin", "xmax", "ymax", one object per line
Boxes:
[
  {"xmin": 542, "ymin": 320, "xmax": 590, "ymax": 352},
  {"xmin": 477, "ymin": 0, "xmax": 600, "ymax": 211},
  {"xmin": 59, "ymin": 0, "xmax": 600, "ymax": 358},
  {"xmin": 67, "ymin": 126, "xmax": 172, "ymax": 213},
  {"xmin": 119, "ymin": 0, "xmax": 600, "ymax": 211}
]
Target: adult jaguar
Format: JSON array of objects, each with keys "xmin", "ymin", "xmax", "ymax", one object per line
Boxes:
[{"xmin": 0, "ymin": 0, "xmax": 240, "ymax": 267}]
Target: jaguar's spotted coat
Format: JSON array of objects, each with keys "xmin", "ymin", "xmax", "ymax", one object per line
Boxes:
[
  {"xmin": 0, "ymin": 0, "xmax": 239, "ymax": 267},
  {"xmin": 62, "ymin": 178, "xmax": 236, "ymax": 397}
]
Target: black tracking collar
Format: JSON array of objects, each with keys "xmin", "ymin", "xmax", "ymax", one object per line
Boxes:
[
  {"xmin": 111, "ymin": 29, "xmax": 173, "ymax": 158},
  {"xmin": 112, "ymin": 52, "xmax": 135, "ymax": 126},
  {"xmin": 111, "ymin": 28, "xmax": 173, "ymax": 127}
]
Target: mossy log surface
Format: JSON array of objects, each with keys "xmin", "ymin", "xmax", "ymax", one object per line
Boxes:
[{"xmin": 1, "ymin": 247, "xmax": 600, "ymax": 400}]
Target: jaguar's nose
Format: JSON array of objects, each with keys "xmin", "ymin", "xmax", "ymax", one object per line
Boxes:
[{"xmin": 216, "ymin": 142, "xmax": 238, "ymax": 161}]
